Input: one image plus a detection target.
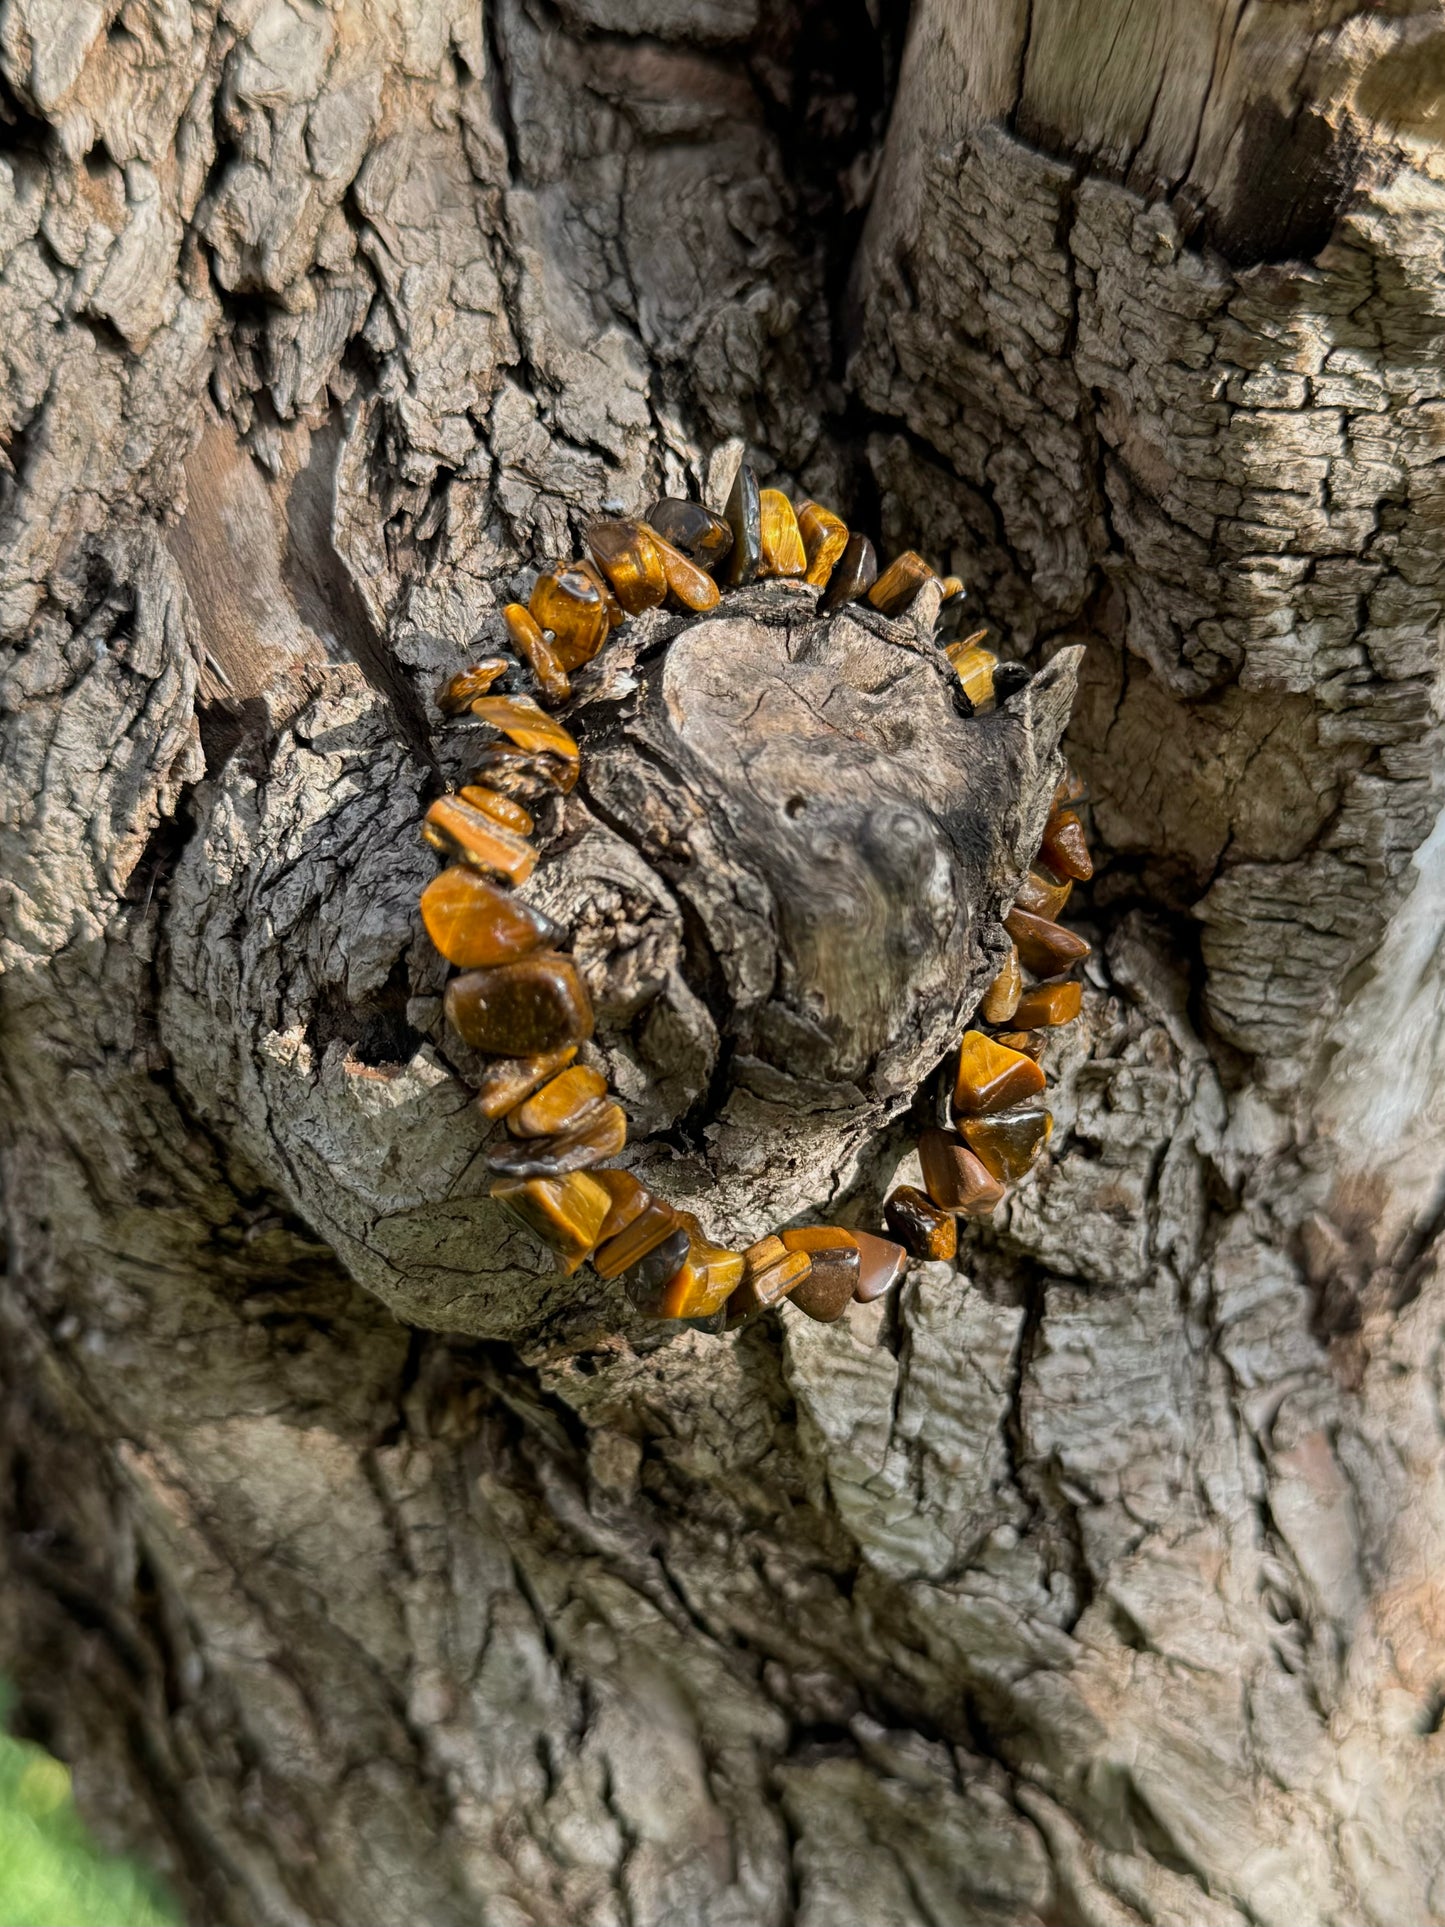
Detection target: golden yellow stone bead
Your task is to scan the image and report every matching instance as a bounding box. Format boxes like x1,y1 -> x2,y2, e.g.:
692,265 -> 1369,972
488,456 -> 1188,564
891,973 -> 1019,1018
758,489 -> 807,577
867,550 -> 936,616
797,500 -> 848,587
470,695 -> 580,791
503,603 -> 571,704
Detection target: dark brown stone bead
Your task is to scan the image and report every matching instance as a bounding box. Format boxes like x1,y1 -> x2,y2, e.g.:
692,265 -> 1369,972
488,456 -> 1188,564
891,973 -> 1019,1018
797,500 -> 848,587
1005,906 -> 1091,976
422,798 -> 536,884
1039,808 -> 1093,881
959,1102 -> 1053,1184
467,746 -> 575,801
438,658 -> 510,713
724,1247 -> 812,1327
444,951 -> 594,1056
592,1197 -> 681,1280
503,604 -> 571,704
593,1169 -> 651,1243
918,1128 -> 1006,1216
936,589 -> 971,644
994,1029 -> 1046,1062
529,565 -> 610,670
458,785 -> 534,836
486,1101 -> 626,1177
817,531 -> 878,613
648,498 -> 734,571
586,517 -> 668,614
867,550 -> 936,617
852,1230 -> 908,1303
1011,981 -> 1083,1029
1015,869 -> 1073,920
489,1171 -> 612,1274
475,1046 -> 579,1122
723,463 -> 762,586
620,1225 -> 692,1311
780,1226 -> 859,1321
420,866 -> 561,970
506,1065 -> 609,1137
884,1185 -> 958,1261
951,1029 -> 1047,1120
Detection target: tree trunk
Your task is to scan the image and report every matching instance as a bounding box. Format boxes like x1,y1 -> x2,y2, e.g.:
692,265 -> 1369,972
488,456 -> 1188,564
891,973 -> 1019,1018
3,1 -> 1444,1922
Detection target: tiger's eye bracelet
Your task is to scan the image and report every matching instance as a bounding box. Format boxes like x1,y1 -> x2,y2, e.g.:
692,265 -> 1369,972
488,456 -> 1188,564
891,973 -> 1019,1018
416,462 -> 1092,1331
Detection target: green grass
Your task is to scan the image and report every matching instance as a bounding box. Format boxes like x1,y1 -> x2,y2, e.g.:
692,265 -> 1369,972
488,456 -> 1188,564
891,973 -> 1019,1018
0,1720 -> 178,1927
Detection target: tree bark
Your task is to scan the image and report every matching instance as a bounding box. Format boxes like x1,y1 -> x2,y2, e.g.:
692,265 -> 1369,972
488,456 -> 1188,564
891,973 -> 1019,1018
3,3 -> 1444,1924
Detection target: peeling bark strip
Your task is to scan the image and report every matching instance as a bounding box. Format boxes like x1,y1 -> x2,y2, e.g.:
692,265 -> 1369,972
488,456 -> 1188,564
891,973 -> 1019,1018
2,3 -> 1445,1926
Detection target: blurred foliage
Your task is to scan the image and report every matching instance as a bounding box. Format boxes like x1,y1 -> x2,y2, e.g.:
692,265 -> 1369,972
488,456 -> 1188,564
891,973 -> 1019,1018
0,1707 -> 178,1927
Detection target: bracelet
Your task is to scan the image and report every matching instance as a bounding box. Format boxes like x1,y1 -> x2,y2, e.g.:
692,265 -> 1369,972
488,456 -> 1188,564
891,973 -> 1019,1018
416,462 -> 1091,1333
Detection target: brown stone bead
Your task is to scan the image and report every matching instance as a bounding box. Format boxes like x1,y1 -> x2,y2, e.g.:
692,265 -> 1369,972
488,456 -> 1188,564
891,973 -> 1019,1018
593,1196 -> 682,1279
475,1046 -> 579,1122
470,696 -> 580,791
780,1226 -> 860,1322
1005,906 -> 1091,976
486,1101 -> 626,1177
593,1169 -> 651,1242
1015,869 -> 1072,920
852,1230 -> 908,1303
1054,770 -> 1086,810
951,1029 -> 1047,1120
867,550 -> 936,617
648,498 -> 733,572
458,785 -> 534,836
1011,980 -> 1083,1029
423,797 -> 537,884
506,1064 -> 609,1137
918,1129 -> 1007,1217
796,500 -> 849,588
649,1223 -> 745,1319
981,945 -> 1022,1025
586,517 -> 668,614
959,1102 -> 1053,1184
490,1170 -> 611,1274
744,1233 -> 787,1271
420,866 -> 560,970
445,951 -> 594,1056
1040,808 -> 1093,881
995,1029 -> 1045,1062
651,529 -> 722,612
757,489 -> 806,577
818,531 -> 878,613
619,1224 -> 693,1312
503,603 -> 571,703
723,462 -> 763,586
937,591 -> 972,645
438,658 -> 510,713
529,565 -> 610,670
467,746 -> 574,801
946,639 -> 997,709
724,1248 -> 812,1326
884,1185 -> 958,1260
573,559 -> 624,629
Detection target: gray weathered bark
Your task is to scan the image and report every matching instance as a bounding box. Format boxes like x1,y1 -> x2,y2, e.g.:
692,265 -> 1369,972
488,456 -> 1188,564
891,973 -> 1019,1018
2,2 -> 1444,1923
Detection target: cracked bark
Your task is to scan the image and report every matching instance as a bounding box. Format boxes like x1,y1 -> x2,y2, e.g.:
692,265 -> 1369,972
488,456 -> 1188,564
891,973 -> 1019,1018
2,2 -> 1444,1923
